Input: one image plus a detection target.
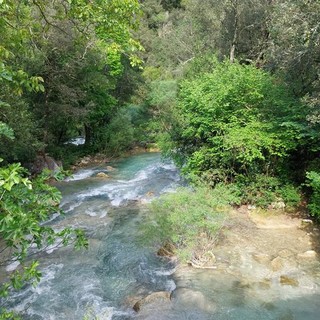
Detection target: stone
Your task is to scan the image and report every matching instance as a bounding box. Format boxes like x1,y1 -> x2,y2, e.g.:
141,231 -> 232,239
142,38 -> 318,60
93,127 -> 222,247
278,249 -> 294,258
297,250 -> 317,259
280,275 -> 299,287
237,205 -> 248,214
270,201 -> 286,210
271,256 -> 284,272
173,288 -> 216,313
106,166 -> 116,171
263,302 -> 276,310
31,154 -> 62,175
252,253 -> 270,264
157,242 -> 176,257
301,219 -> 313,226
257,279 -> 271,290
133,291 -> 171,312
96,172 -> 109,178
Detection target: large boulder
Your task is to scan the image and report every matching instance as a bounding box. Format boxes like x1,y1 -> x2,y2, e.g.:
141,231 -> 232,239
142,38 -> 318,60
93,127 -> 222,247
31,154 -> 62,175
133,291 -> 171,312
172,288 -> 217,313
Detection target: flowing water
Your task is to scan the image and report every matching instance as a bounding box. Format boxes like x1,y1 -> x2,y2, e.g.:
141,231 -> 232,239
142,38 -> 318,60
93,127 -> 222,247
2,153 -> 320,319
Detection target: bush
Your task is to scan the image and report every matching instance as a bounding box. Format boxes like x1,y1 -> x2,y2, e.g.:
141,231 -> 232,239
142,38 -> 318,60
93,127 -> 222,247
96,109 -> 135,156
306,171 -> 320,218
235,174 -> 300,208
278,184 -> 301,208
162,59 -> 304,184
142,185 -> 240,261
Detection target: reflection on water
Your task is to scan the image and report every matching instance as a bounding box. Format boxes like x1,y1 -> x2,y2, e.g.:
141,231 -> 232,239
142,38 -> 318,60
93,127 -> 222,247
1,153 -> 320,319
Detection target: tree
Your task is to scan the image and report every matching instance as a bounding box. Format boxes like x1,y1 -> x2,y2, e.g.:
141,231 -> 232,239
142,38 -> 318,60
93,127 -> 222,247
1,0 -> 143,161
0,1 -> 143,317
162,59 -> 306,184
138,0 -> 272,75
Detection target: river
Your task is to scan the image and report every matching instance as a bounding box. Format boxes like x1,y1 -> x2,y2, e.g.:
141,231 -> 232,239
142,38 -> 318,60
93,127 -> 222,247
2,152 -> 320,319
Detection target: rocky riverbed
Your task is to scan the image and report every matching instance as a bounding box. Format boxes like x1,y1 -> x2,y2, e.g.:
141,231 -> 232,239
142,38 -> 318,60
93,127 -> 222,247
135,209 -> 320,320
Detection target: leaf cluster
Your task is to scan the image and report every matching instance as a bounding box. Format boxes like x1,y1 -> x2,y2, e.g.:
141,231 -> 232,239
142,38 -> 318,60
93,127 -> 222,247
166,61 -> 305,185
142,185 -> 239,261
0,163 -> 88,314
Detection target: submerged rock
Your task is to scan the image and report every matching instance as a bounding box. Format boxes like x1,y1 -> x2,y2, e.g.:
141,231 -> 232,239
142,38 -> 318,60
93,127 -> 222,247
252,253 -> 270,265
271,256 -> 284,272
133,291 -> 171,312
257,279 -> 271,290
280,275 -> 299,287
96,172 -> 109,178
172,288 -> 217,313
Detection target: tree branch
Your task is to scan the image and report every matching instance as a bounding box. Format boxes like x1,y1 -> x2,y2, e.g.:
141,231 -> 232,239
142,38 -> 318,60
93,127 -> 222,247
32,0 -> 69,36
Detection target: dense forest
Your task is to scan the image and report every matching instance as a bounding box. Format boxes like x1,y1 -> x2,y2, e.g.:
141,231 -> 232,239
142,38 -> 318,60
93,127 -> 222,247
1,0 -> 320,317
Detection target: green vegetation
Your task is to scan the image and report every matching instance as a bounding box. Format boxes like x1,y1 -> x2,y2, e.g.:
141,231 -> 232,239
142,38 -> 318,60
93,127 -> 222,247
0,162 -> 88,318
0,0 -> 141,317
135,0 -> 320,261
2,0 -> 320,315
306,171 -> 320,219
143,185 -> 239,262
162,61 -> 305,180
136,0 -> 320,216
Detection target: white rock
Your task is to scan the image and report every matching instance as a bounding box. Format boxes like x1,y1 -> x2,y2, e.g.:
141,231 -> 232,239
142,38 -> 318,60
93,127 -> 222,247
297,250 -> 317,259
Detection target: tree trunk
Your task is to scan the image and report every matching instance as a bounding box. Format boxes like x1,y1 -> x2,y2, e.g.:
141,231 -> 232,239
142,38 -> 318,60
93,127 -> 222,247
229,0 -> 239,63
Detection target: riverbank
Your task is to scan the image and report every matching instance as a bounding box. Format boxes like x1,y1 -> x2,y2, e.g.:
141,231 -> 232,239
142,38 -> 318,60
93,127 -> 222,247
136,209 -> 320,318
198,208 -> 317,270
69,145 -> 160,171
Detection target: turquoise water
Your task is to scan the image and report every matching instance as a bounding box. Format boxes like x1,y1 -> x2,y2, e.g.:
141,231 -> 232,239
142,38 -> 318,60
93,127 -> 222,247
1,153 -> 320,319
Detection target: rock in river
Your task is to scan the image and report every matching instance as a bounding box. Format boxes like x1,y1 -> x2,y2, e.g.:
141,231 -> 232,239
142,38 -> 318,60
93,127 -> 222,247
133,291 -> 171,312
96,172 -> 109,178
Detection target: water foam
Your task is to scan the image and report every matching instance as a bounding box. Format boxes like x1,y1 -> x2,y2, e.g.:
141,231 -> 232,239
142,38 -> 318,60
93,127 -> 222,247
66,169 -> 96,181
73,160 -> 180,208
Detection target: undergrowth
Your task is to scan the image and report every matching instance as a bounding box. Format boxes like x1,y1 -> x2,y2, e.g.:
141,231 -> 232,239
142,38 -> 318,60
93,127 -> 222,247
141,184 -> 239,262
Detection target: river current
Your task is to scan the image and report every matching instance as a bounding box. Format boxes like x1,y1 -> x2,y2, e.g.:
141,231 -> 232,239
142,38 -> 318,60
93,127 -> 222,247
2,153 -> 320,319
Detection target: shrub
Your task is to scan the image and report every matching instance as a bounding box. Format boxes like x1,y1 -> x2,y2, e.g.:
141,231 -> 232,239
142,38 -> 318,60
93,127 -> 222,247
306,171 -> 320,218
278,184 -> 301,208
142,185 -> 240,261
236,174 -> 300,208
162,60 -> 304,185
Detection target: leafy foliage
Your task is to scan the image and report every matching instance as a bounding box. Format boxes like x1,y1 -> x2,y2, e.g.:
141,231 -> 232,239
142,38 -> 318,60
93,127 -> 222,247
235,174 -> 300,209
0,163 -> 88,316
0,0 -> 144,164
142,185 -> 239,261
305,171 -> 320,218
164,60 -> 305,185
